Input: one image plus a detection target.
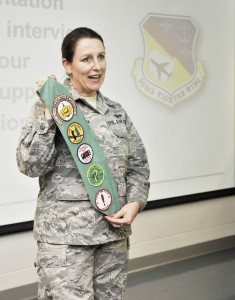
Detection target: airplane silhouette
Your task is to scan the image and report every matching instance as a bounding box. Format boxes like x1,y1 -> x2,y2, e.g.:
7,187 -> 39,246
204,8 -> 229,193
150,59 -> 172,81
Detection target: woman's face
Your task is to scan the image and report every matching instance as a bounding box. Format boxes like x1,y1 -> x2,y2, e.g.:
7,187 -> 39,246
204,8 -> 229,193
63,38 -> 106,97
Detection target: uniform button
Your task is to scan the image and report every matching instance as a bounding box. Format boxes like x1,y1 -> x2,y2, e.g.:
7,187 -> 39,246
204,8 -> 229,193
40,124 -> 45,130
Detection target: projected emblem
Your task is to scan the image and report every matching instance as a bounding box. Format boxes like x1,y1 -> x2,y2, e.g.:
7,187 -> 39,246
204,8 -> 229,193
132,14 -> 205,108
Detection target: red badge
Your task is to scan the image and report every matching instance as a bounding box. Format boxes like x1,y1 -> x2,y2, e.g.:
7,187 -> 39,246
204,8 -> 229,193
95,189 -> 112,211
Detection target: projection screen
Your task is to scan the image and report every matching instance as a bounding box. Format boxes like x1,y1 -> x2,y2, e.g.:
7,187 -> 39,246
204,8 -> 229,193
0,0 -> 234,226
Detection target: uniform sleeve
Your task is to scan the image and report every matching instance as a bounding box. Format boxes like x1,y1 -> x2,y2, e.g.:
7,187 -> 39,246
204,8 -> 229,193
16,98 -> 57,177
126,115 -> 150,211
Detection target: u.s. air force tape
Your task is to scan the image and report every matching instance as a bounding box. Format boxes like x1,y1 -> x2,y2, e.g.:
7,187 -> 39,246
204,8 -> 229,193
37,77 -> 121,215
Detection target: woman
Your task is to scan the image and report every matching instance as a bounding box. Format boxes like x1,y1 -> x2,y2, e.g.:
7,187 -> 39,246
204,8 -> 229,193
17,27 -> 150,300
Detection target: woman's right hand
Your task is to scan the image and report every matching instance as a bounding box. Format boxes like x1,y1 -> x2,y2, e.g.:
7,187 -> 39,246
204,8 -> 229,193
35,75 -> 57,120
44,107 -> 52,120
35,74 -> 57,90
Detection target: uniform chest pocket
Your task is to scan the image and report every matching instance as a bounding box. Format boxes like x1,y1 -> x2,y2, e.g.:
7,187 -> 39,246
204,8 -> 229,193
111,125 -> 129,156
111,125 -> 129,197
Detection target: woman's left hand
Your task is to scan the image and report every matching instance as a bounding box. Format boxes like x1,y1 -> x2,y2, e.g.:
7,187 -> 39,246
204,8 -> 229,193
104,202 -> 140,228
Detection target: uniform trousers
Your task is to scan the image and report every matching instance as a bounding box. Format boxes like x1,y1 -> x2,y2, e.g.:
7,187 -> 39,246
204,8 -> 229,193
36,238 -> 129,300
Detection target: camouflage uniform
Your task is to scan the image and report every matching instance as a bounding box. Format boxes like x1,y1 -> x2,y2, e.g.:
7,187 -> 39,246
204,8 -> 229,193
16,78 -> 150,299
36,239 -> 129,299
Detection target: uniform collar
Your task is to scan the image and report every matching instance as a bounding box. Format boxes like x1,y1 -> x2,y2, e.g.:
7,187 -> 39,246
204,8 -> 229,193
63,78 -> 108,115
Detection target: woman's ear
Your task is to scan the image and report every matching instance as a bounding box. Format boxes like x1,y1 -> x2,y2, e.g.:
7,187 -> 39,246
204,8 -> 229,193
62,58 -> 71,75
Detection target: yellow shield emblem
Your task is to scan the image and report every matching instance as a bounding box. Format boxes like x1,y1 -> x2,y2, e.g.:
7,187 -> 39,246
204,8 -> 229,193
133,14 -> 205,108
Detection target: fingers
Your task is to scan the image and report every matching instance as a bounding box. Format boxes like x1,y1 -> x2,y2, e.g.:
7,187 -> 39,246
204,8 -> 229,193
105,217 -> 124,228
104,210 -> 128,228
110,210 -> 125,220
35,76 -> 47,91
109,222 -> 124,228
50,74 -> 57,80
35,75 -> 57,91
107,220 -> 126,228
44,107 -> 52,120
104,202 -> 140,228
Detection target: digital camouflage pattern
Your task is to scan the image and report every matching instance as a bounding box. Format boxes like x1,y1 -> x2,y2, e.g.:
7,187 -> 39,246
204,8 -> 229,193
36,239 -> 129,299
16,78 -> 150,245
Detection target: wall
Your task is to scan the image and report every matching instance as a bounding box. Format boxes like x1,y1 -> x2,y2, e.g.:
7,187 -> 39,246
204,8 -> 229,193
1,195 -> 235,291
1,0 -> 234,226
1,0 -> 234,294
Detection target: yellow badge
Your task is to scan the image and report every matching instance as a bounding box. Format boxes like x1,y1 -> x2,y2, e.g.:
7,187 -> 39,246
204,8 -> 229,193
52,94 -> 77,124
67,122 -> 84,144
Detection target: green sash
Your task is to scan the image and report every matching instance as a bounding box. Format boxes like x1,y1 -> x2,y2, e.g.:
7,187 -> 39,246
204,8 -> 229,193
37,78 -> 121,215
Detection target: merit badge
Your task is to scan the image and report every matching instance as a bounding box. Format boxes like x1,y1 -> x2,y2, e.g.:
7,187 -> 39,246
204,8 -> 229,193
87,164 -> 104,187
52,94 -> 77,124
77,143 -> 93,164
67,123 -> 84,144
95,189 -> 112,211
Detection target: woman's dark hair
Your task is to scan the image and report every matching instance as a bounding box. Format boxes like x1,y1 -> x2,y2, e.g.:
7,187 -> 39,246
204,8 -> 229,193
62,27 -> 104,63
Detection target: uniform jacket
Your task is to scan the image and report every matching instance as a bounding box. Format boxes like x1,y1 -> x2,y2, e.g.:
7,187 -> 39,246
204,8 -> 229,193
16,79 -> 150,245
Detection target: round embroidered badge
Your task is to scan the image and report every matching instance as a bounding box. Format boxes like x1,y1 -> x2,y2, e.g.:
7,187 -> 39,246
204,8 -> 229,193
67,123 -> 84,144
77,143 -> 93,164
87,164 -> 104,187
95,189 -> 112,211
52,94 -> 77,124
